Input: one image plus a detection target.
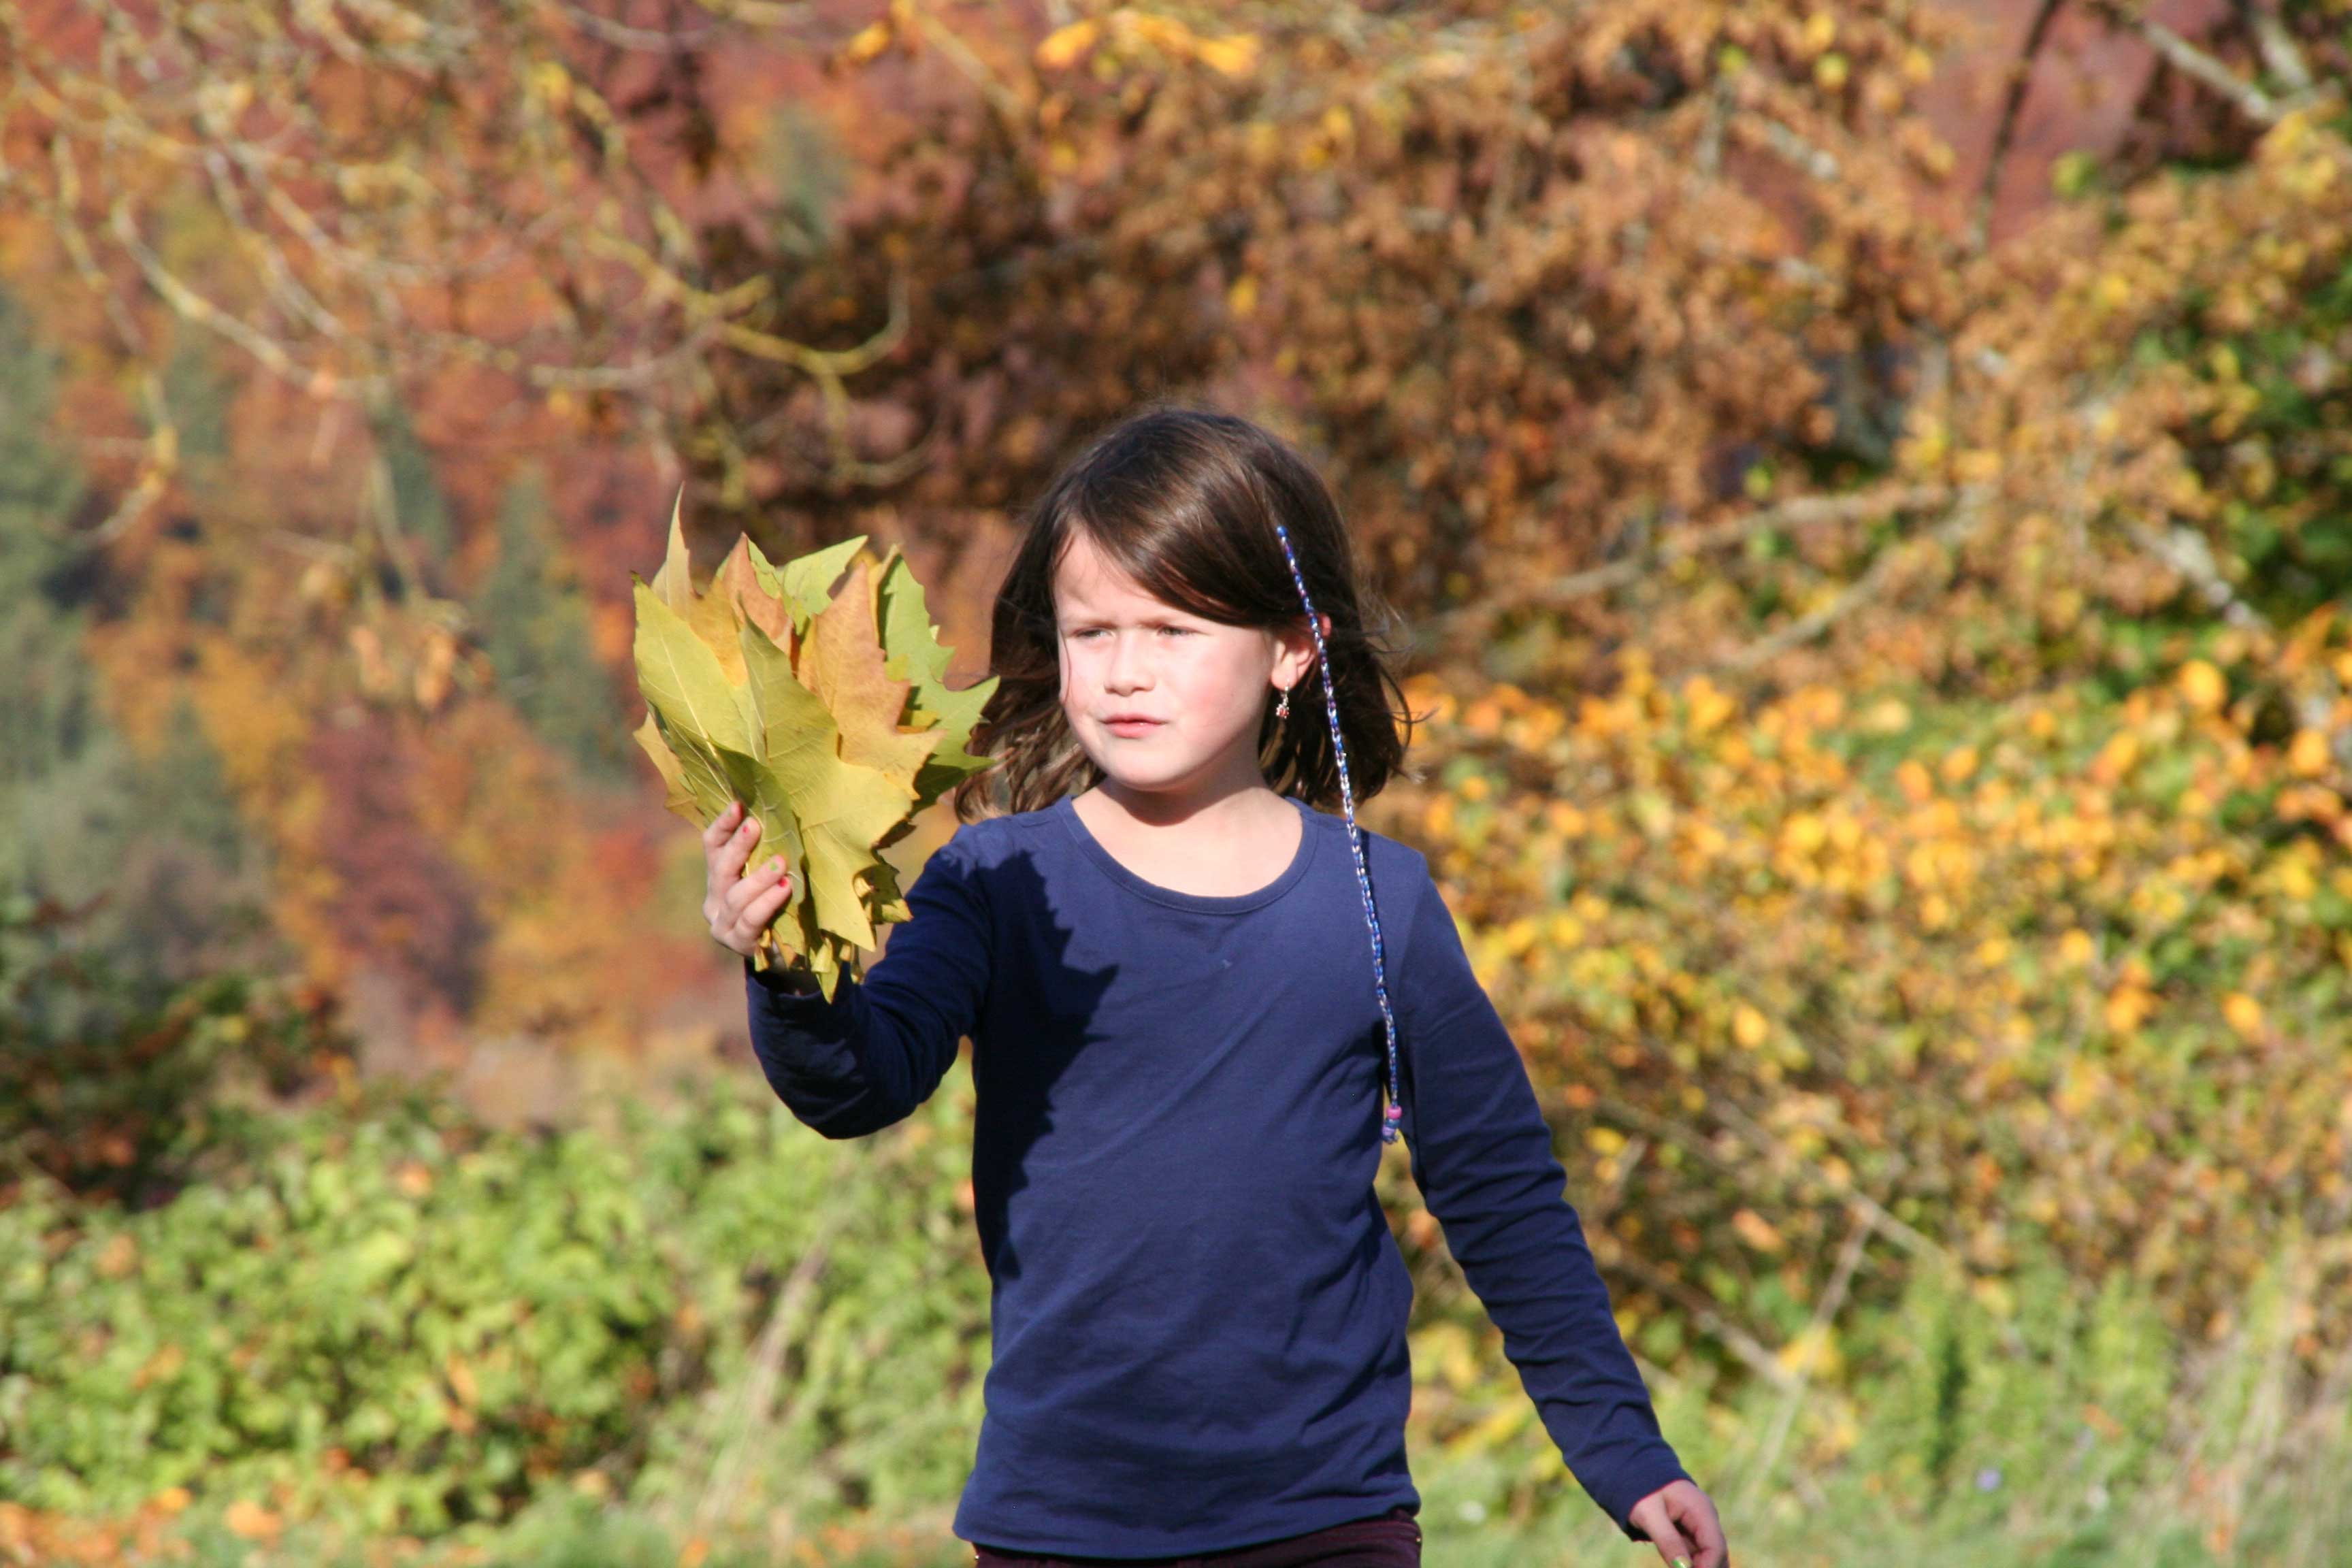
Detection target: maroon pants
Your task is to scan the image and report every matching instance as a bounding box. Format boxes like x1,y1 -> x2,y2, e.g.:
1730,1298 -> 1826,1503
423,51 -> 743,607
970,1506 -> 1421,1568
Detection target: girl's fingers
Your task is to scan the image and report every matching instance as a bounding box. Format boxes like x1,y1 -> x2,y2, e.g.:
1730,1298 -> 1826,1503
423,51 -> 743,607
703,808 -> 758,924
1684,1497 -> 1729,1568
725,872 -> 796,955
708,849 -> 791,953
708,807 -> 762,885
749,866 -> 794,926
724,857 -> 794,930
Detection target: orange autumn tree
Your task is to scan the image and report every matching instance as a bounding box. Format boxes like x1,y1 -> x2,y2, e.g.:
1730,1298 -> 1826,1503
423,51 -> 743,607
0,1 -> 929,1048
698,0 -> 1970,619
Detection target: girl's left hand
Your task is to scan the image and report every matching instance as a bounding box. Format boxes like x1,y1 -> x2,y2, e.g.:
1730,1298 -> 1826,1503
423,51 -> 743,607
1627,1479 -> 1728,1568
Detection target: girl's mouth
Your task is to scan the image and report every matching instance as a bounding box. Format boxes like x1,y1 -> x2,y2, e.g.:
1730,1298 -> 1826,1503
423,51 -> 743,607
1104,718 -> 1162,737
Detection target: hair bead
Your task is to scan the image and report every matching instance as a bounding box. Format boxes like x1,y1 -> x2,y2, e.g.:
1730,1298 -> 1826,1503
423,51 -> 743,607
1271,522 -> 1403,1146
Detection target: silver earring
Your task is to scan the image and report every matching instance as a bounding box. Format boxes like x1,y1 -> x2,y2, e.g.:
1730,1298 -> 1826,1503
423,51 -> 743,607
1275,685 -> 1290,719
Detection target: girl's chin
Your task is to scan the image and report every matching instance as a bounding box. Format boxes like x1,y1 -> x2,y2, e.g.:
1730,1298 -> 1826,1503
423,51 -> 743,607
1092,759 -> 1205,791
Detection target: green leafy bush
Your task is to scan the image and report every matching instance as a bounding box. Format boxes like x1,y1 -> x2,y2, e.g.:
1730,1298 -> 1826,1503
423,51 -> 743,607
0,892 -> 348,1206
0,1068 -> 990,1541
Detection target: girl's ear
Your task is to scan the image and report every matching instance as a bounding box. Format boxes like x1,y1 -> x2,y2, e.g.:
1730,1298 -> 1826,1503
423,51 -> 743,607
1273,615 -> 1328,686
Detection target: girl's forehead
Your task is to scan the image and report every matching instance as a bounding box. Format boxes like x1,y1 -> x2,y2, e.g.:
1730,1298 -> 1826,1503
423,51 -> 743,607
1054,535 -> 1175,612
1051,527 -> 1269,632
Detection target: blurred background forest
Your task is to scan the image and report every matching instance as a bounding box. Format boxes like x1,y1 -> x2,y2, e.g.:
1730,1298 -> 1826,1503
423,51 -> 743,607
3,0 -> 2351,1564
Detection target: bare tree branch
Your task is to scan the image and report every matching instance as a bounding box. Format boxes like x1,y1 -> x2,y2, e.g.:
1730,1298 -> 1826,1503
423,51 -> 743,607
3,0 -> 931,507
2235,0 -> 2316,94
2091,0 -> 2292,124
1587,1228 -> 1806,1395
1733,1206 -> 1878,1510
1426,483 -> 1965,651
1972,0 -> 2068,256
1717,489 -> 1994,677
2127,518 -> 2273,632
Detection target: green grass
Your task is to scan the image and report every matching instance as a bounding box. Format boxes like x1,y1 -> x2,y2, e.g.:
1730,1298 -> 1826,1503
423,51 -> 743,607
20,1080 -> 2347,1568
142,1382 -> 2352,1568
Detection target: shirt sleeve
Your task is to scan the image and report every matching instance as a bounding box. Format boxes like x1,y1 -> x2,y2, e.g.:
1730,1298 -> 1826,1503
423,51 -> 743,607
1390,856 -> 1690,1539
741,828 -> 993,1139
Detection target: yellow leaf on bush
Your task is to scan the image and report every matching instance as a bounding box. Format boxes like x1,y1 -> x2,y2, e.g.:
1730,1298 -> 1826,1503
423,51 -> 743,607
2222,992 -> 2265,1039
842,19 -> 892,64
2105,983 -> 2155,1035
1545,800 -> 1588,836
529,61 -> 572,110
1192,32 -> 1261,78
1684,675 -> 1735,734
2289,728 -> 2332,777
1970,1277 -> 2016,1318
133,1343 -> 184,1389
1034,18 -> 1099,69
446,1352 -> 478,1409
1778,1323 -> 1840,1379
2278,853 -> 2319,900
1731,1208 -> 1785,1253
225,1500 -> 282,1541
2178,659 -> 2227,712
2091,730 -> 2140,785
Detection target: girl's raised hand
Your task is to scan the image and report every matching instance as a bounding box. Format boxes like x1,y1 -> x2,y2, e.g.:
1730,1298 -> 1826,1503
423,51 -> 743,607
1627,1478 -> 1728,1568
703,800 -> 795,960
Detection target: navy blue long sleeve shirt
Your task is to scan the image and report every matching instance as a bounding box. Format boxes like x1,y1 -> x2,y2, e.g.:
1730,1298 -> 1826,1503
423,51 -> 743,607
742,791 -> 1688,1556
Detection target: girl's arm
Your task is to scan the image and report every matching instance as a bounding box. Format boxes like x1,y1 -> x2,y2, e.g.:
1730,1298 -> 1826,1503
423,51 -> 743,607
742,830 -> 993,1139
1390,855 -> 1693,1541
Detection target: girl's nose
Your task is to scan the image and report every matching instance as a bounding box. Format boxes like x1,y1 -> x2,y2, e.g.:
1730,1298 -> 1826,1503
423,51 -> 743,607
1105,627 -> 1152,689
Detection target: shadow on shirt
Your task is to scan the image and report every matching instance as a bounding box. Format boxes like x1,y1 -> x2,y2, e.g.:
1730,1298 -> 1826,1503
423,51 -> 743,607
961,843 -> 1120,1287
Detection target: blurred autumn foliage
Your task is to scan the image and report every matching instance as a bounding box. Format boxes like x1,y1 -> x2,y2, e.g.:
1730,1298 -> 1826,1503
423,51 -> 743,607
5,0 -> 2352,1559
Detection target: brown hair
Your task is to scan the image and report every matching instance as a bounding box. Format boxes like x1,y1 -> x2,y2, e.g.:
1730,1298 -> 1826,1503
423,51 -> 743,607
951,404 -> 1416,822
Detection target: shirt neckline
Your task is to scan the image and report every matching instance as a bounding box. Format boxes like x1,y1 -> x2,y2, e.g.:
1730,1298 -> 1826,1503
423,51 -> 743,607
1054,792 -> 1322,914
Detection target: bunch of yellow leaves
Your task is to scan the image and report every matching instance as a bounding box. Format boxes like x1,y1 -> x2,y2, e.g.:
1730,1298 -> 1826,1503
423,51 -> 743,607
630,495 -> 997,999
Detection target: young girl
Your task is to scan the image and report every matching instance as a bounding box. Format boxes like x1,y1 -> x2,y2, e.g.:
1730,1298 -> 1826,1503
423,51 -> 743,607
701,408 -> 1729,1568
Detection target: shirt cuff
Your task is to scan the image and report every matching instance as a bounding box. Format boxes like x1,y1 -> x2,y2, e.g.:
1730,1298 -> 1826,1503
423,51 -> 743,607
1582,1443 -> 1694,1541
742,950 -> 824,999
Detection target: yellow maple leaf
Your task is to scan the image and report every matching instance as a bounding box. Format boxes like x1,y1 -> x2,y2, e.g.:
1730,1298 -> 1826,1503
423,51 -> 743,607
797,558 -> 944,793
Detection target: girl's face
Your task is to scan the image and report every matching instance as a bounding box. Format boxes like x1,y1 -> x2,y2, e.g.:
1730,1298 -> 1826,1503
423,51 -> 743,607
1053,529 -> 1322,800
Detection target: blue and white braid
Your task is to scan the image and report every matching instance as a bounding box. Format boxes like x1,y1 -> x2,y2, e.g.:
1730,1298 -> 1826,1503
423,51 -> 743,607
1271,522 -> 1403,1146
